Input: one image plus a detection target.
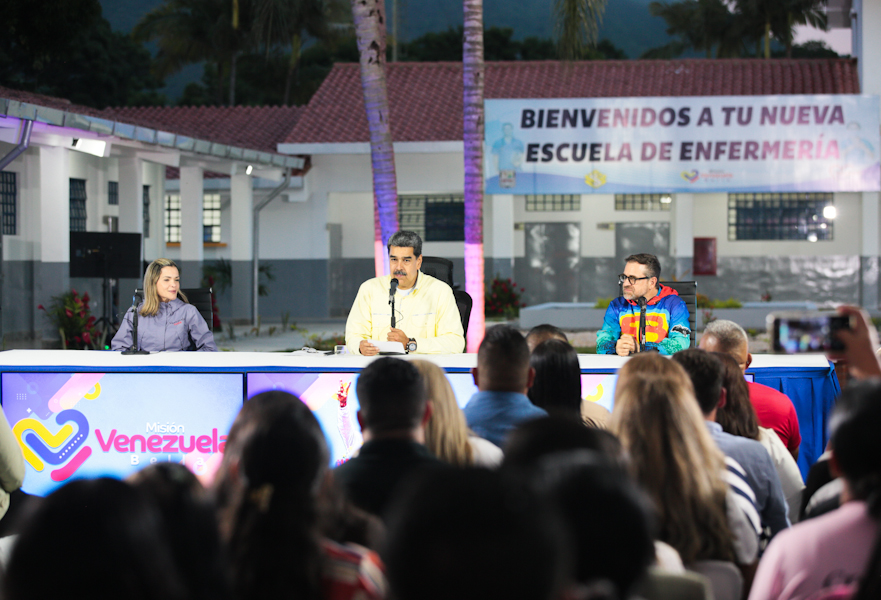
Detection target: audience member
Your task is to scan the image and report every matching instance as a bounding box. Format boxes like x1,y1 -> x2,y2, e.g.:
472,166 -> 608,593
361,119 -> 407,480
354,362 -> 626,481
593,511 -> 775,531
333,358 -> 442,518
749,380 -> 881,600
611,353 -> 757,568
383,467 -> 571,600
525,323 -> 568,352
830,305 -> 881,380
463,325 -> 546,447
673,348 -> 790,540
412,360 -> 502,468
128,463 -> 231,600
0,405 -> 24,537
699,320 -> 801,459
503,416 -> 626,472
527,340 -> 584,421
714,352 -> 804,524
213,390 -> 387,600
4,478 -> 186,600
533,451 -> 656,600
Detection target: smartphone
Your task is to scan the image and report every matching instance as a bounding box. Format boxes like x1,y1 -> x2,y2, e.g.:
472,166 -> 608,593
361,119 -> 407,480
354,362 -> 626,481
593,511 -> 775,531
768,311 -> 852,354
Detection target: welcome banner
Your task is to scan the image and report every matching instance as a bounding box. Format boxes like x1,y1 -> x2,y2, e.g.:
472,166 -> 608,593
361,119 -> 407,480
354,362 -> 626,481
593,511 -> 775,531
484,95 -> 881,194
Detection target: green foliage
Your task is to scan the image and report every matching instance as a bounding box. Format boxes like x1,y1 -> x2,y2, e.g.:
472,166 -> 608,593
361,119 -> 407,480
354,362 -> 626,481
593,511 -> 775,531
38,290 -> 102,350
0,0 -> 165,108
486,276 -> 526,319
307,332 -> 346,351
697,293 -> 742,308
574,345 -> 598,354
594,297 -> 613,309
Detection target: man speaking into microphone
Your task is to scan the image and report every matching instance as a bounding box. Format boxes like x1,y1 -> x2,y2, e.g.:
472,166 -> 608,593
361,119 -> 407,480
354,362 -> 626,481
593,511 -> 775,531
345,231 -> 465,355
596,253 -> 690,356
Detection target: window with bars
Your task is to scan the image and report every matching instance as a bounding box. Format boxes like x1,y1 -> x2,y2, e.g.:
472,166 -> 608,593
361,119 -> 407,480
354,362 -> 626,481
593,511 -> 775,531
142,185 -> 150,238
615,194 -> 672,211
203,193 -> 221,243
398,194 -> 465,242
728,192 -> 834,241
69,178 -> 87,231
526,194 -> 581,211
165,193 -> 181,243
108,181 -> 118,205
0,172 -> 16,235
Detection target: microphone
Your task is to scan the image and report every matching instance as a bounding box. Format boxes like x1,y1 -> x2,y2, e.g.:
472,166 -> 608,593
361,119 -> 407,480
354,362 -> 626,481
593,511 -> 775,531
637,297 -> 647,353
121,294 -> 148,355
389,278 -> 399,329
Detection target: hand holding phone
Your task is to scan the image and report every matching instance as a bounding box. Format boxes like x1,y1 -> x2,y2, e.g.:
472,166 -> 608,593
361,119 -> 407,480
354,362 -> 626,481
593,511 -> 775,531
829,305 -> 881,379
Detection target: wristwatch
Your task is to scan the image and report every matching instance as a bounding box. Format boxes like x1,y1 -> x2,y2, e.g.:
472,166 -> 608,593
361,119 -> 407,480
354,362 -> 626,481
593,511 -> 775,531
406,338 -> 417,354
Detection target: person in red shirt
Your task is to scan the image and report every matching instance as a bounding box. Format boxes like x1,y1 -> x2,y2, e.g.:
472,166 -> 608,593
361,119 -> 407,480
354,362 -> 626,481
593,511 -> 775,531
700,319 -> 801,460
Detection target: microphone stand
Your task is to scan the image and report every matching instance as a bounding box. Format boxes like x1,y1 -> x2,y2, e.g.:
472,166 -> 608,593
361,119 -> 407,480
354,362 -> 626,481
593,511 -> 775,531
637,297 -> 647,353
121,295 -> 148,355
389,278 -> 399,329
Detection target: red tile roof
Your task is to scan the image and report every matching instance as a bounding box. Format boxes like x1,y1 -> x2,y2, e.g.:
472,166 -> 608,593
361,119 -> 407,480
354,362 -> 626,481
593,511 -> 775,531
103,105 -> 304,154
0,85 -> 107,118
285,58 -> 861,144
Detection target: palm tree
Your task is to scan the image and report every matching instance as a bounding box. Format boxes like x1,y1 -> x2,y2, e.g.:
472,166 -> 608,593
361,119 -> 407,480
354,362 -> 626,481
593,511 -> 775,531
736,0 -> 826,59
350,0 -> 398,275
647,0 -> 749,58
252,0 -> 348,106
462,0 -> 485,351
555,0 -> 607,59
134,0 -> 253,105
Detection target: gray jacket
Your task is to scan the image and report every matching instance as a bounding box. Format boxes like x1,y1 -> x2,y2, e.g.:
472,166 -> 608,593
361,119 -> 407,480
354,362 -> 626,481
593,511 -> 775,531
111,298 -> 217,352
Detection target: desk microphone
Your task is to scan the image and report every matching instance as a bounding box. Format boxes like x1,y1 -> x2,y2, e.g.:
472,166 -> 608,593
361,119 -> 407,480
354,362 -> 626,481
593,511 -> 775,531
389,278 -> 399,328
637,297 -> 647,353
121,295 -> 149,355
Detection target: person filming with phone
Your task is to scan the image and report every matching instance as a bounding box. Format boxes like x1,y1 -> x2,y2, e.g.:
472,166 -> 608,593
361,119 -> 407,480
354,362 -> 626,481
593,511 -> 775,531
596,253 -> 691,356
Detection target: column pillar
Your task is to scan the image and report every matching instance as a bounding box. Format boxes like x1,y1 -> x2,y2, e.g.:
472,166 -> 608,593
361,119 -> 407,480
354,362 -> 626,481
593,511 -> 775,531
179,166 -> 204,287
230,173 -> 253,321
37,146 -> 71,342
490,194 -> 514,280
861,191 -> 879,308
673,193 -> 694,279
118,156 -> 144,243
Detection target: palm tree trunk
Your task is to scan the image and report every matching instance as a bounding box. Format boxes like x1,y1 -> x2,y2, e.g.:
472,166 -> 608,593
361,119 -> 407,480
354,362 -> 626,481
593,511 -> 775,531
463,0 -> 485,351
351,0 -> 398,276
229,51 -> 238,105
764,19 -> 771,59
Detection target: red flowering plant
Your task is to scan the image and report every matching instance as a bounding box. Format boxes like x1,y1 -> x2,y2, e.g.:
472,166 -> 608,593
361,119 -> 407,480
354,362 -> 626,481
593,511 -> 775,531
485,276 -> 526,319
38,290 -> 101,349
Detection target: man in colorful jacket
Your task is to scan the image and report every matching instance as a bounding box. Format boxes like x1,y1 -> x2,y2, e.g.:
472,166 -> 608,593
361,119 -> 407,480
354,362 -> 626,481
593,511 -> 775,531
596,253 -> 690,356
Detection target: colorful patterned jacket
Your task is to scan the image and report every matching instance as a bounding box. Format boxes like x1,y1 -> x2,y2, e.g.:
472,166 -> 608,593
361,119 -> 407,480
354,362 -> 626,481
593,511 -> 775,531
596,284 -> 691,355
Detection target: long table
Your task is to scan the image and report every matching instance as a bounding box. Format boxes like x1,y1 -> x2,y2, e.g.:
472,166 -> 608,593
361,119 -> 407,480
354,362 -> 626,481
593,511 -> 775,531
0,350 -> 838,482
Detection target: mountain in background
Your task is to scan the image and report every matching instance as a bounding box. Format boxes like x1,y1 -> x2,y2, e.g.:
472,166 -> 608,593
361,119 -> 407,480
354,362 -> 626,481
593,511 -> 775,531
100,0 -> 670,102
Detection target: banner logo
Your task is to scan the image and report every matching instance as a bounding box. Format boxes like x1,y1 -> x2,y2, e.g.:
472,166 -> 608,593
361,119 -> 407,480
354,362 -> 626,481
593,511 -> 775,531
15,409 -> 92,482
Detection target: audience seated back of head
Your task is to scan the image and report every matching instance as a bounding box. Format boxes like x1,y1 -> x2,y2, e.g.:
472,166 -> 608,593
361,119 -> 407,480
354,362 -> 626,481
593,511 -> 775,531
334,358 -> 441,519
611,353 -> 737,565
533,451 -> 656,600
357,356 -> 429,437
464,326 -> 546,448
674,348 -> 792,540
128,463 -> 231,600
412,360 -> 502,468
526,324 -> 568,353
528,340 -> 583,421
712,353 -> 760,440
4,478 -> 187,600
214,390 -> 386,600
383,468 -> 570,600
503,415 -> 627,472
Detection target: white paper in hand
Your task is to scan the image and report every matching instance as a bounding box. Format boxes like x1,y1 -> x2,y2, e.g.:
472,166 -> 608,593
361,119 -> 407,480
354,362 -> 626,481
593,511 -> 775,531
369,340 -> 406,354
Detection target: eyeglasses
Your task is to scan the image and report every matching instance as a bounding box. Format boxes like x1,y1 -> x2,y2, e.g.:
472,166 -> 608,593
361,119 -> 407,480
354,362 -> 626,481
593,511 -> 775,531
618,274 -> 650,285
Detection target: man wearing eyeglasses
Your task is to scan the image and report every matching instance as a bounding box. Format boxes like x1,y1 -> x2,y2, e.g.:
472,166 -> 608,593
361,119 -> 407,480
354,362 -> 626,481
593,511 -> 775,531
596,253 -> 691,356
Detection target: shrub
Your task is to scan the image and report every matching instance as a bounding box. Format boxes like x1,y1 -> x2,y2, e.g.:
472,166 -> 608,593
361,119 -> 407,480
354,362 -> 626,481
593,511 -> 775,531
38,290 -> 101,349
485,276 -> 525,319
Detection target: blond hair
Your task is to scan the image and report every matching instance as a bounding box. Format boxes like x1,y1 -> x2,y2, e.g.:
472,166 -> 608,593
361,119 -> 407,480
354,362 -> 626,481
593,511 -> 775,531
611,353 -> 735,564
412,360 -> 474,467
141,258 -> 188,317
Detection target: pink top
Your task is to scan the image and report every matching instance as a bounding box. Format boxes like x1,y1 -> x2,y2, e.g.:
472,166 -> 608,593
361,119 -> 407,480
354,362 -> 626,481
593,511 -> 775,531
749,501 -> 876,600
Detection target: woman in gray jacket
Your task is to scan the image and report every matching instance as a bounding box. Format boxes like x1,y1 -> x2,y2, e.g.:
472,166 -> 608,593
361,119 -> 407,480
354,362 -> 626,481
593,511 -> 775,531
111,258 -> 217,352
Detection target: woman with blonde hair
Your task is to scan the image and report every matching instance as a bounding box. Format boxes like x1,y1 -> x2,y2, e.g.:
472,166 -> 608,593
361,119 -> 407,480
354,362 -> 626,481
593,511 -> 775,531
611,353 -> 752,567
111,258 -> 217,352
411,360 -> 502,468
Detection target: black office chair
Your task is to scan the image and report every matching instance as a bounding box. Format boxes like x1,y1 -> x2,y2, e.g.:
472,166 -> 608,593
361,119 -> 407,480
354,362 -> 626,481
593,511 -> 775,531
617,279 -> 697,348
421,256 -> 471,338
134,287 -> 214,332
